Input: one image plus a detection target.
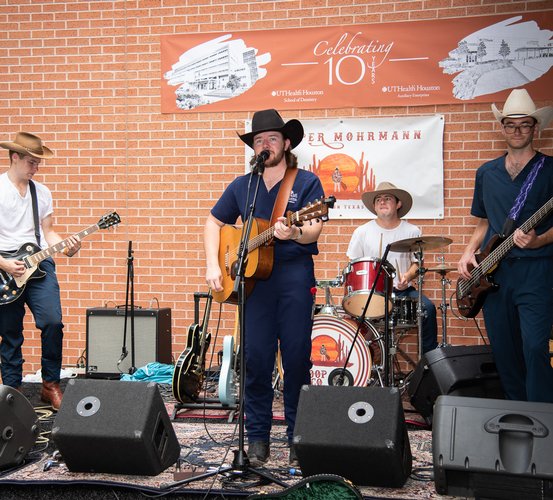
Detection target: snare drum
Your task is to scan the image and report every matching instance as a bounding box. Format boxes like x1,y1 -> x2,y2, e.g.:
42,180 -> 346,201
278,314 -> 378,387
392,296 -> 418,329
342,257 -> 393,319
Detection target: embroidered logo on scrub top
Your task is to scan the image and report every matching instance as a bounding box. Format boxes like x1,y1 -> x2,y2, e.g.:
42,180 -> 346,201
288,190 -> 298,205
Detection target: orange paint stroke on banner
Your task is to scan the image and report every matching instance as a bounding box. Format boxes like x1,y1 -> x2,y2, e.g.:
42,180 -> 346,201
161,12 -> 553,113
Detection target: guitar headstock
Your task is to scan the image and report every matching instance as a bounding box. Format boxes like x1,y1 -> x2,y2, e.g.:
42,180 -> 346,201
294,196 -> 336,224
98,211 -> 121,230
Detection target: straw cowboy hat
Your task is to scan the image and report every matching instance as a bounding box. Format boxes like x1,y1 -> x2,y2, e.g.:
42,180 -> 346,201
238,109 -> 304,150
362,181 -> 413,218
491,88 -> 553,132
0,132 -> 54,159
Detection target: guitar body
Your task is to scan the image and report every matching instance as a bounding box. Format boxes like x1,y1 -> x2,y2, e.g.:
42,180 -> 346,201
456,234 -> 502,318
0,243 -> 44,305
218,335 -> 238,406
213,218 -> 273,304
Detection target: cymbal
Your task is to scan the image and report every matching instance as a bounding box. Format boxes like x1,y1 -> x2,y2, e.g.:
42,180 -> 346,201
389,236 -> 453,253
425,266 -> 456,274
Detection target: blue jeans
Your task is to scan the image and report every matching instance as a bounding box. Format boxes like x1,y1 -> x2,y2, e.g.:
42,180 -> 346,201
394,286 -> 438,354
0,258 -> 64,387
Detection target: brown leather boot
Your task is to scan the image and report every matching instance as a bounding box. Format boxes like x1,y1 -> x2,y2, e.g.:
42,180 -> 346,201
41,381 -> 63,411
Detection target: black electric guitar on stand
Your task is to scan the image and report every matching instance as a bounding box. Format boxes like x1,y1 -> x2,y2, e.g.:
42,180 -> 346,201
0,211 -> 120,306
172,291 -> 213,404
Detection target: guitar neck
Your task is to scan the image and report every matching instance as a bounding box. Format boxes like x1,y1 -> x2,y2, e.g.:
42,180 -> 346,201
246,211 -> 301,254
25,224 -> 100,268
475,195 -> 553,277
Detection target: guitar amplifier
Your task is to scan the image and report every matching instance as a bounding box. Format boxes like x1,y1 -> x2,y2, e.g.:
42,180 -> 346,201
86,308 -> 172,378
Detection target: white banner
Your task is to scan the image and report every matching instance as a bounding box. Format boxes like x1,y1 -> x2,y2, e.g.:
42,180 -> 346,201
245,115 -> 444,219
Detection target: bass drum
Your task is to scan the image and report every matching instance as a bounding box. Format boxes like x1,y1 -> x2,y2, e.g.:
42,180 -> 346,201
278,314 -> 381,387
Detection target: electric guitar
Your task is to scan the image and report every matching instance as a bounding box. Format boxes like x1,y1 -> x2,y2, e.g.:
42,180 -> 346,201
213,196 -> 336,304
172,291 -> 213,404
0,211 -> 121,306
456,195 -> 553,318
218,335 -> 238,406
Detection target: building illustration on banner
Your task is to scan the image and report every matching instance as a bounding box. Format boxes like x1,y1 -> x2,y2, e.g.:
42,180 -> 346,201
164,34 -> 271,110
440,16 -> 553,100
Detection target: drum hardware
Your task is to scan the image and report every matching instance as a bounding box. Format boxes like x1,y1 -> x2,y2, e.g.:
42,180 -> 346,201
315,276 -> 343,316
426,265 -> 456,347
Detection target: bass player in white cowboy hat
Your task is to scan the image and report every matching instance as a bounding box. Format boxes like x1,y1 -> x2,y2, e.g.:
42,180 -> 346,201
458,88 -> 553,403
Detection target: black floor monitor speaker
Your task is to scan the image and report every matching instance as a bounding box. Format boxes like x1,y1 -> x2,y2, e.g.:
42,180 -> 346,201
408,344 -> 504,422
51,379 -> 180,475
0,385 -> 40,470
433,395 -> 553,499
86,307 -> 172,378
293,385 -> 412,487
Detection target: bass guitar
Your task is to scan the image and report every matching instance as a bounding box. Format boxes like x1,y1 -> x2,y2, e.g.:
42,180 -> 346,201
213,196 -> 336,304
456,195 -> 553,318
0,211 -> 121,306
172,291 -> 213,404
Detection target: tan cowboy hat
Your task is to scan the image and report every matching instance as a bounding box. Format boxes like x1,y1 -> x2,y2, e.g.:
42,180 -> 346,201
361,181 -> 413,218
238,109 -> 304,149
491,89 -> 553,132
0,131 -> 54,159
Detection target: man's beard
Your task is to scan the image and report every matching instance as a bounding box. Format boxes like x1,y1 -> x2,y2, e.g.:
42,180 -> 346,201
263,149 -> 285,168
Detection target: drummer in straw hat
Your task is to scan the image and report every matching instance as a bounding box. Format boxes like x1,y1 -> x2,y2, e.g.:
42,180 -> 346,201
346,181 -> 438,354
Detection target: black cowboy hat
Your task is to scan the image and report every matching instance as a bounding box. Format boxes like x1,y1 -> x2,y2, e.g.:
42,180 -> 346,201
238,109 -> 304,149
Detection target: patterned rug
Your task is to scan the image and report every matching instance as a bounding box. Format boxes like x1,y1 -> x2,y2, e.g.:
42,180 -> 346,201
0,382 -> 451,499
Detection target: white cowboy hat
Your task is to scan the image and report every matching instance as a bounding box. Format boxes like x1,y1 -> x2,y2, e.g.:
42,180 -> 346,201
491,89 -> 553,132
361,181 -> 413,218
0,131 -> 54,159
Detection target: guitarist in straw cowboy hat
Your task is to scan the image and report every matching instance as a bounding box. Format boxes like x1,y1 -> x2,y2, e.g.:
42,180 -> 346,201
204,109 -> 325,467
0,132 -> 81,410
457,89 -> 553,403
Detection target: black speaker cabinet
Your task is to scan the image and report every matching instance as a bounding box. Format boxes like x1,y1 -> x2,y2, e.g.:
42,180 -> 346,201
86,307 -> 172,378
433,395 -> 553,499
293,385 -> 412,487
408,345 -> 504,422
0,385 -> 40,470
51,379 -> 180,475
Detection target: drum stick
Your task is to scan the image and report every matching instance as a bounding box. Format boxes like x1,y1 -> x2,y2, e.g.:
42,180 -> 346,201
395,259 -> 401,278
379,233 -> 383,259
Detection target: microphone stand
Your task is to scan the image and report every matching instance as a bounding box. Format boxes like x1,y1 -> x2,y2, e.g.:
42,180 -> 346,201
336,244 -> 393,387
165,161 -> 287,490
118,240 -> 136,375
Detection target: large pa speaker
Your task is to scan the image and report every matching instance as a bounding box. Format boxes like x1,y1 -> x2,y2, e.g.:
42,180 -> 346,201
408,344 -> 504,422
433,395 -> 553,499
293,385 -> 412,487
0,386 -> 40,470
86,307 -> 172,378
51,379 -> 180,475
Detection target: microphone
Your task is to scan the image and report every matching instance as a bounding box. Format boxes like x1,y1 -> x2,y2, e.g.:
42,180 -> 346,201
253,150 -> 270,174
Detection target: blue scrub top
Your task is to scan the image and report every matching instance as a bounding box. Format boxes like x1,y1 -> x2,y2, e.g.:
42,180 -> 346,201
211,168 -> 325,261
471,153 -> 553,258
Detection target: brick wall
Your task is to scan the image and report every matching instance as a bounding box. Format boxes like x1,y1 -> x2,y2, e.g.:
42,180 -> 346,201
0,0 -> 551,378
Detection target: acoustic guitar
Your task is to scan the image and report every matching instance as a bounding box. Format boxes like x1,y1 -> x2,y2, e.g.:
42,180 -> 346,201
172,291 -> 213,404
213,196 -> 335,304
0,211 -> 121,306
456,194 -> 553,318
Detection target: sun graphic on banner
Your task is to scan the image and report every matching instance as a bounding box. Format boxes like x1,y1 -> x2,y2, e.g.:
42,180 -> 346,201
306,152 -> 376,199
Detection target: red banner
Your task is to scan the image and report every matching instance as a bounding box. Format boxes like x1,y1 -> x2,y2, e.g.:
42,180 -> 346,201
161,13 -> 552,113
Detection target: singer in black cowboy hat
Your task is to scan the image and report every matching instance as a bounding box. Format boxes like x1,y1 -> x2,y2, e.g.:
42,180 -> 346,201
204,109 -> 325,466
0,132 -> 82,410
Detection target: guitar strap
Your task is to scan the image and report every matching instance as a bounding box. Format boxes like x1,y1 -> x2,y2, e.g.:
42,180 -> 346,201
501,153 -> 545,237
28,180 -> 41,247
269,167 -> 298,227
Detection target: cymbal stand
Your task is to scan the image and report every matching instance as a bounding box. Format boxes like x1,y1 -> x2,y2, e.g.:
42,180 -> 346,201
437,270 -> 451,347
413,244 -> 425,360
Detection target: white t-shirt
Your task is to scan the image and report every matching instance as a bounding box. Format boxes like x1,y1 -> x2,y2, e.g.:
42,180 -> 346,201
0,172 -> 54,251
346,219 -> 421,287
